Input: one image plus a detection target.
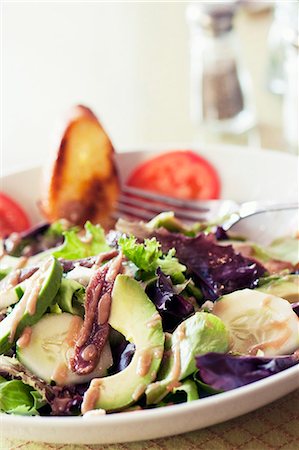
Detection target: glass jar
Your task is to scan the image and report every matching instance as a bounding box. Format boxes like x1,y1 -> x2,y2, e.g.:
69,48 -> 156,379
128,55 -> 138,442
282,29 -> 299,154
267,1 -> 298,95
186,2 -> 255,135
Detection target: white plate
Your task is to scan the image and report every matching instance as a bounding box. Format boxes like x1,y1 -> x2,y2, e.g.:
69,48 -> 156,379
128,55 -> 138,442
1,145 -> 299,444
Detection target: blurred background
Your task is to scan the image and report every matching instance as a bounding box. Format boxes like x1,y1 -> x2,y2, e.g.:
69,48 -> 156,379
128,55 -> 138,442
2,1 -> 299,174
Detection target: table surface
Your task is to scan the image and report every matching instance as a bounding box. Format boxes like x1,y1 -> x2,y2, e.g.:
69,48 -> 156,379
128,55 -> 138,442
1,388 -> 298,450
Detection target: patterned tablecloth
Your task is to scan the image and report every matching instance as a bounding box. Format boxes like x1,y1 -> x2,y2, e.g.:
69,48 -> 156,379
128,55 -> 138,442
1,388 -> 298,450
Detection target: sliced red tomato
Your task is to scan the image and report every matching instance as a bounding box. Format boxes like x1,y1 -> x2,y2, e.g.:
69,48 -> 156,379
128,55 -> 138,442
127,150 -> 221,200
0,192 -> 31,237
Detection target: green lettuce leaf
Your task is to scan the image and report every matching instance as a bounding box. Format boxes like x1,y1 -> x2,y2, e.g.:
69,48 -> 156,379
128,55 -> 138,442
53,221 -> 110,260
0,378 -> 46,415
119,236 -> 162,272
119,236 -> 186,278
145,312 -> 230,405
46,220 -> 78,238
173,379 -> 199,402
53,278 -> 85,316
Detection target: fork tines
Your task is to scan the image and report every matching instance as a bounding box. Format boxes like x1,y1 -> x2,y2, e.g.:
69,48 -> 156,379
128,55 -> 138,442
114,185 -> 211,223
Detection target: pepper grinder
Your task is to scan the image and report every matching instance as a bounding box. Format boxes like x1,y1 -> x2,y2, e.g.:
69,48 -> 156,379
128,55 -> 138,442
186,2 -> 256,136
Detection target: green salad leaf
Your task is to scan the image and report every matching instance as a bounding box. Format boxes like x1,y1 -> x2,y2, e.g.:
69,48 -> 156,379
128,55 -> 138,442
119,236 -> 162,272
119,236 -> 186,279
0,378 -> 46,415
146,312 -> 230,404
53,278 -> 85,316
53,221 -> 110,260
172,379 -> 199,402
46,220 -> 78,238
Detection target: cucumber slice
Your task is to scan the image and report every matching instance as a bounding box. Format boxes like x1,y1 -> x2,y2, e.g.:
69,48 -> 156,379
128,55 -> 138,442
213,289 -> 299,356
17,313 -> 112,385
0,257 -> 62,354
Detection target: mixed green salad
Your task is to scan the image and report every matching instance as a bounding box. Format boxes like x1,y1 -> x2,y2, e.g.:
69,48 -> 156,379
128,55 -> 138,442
0,212 -> 298,416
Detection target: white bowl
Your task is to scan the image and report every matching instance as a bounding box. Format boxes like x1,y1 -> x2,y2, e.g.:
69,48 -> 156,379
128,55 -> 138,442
1,144 -> 299,444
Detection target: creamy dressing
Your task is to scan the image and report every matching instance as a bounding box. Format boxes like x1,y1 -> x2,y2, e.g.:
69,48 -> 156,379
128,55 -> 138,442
132,383 -> 146,401
97,292 -> 111,325
0,269 -> 21,292
146,313 -> 161,329
262,296 -> 272,308
177,322 -> 186,341
51,362 -> 69,385
106,252 -> 123,282
25,277 -> 44,315
153,347 -> 163,360
248,326 -> 292,355
92,250 -> 119,270
16,326 -> 32,348
65,316 -> 83,347
81,379 -> 102,414
15,256 -> 28,270
9,259 -> 51,342
26,258 -> 52,316
136,349 -> 152,377
166,343 -> 181,392
81,344 -> 97,362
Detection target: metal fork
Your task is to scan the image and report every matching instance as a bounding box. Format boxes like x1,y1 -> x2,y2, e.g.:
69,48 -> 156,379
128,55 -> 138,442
115,185 -> 298,232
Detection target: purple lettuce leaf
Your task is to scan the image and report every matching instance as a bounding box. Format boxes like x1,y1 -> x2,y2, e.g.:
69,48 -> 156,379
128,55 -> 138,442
196,352 -> 299,391
47,384 -> 88,416
214,226 -> 229,241
292,302 -> 299,317
3,222 -> 59,257
154,231 -> 266,300
146,268 -> 194,332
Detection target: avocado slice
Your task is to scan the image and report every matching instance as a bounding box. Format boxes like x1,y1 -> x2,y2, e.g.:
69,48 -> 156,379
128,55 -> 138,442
257,274 -> 299,303
81,274 -> 165,413
0,257 -> 62,354
145,312 -> 230,404
147,212 -> 187,233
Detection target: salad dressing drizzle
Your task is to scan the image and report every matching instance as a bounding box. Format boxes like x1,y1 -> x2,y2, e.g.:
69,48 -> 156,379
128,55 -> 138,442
81,344 -> 97,362
177,322 -> 186,341
81,379 -> 102,414
97,292 -> 111,325
106,252 -> 123,282
26,258 -> 52,316
132,383 -> 146,401
15,256 -> 28,270
146,313 -> 161,329
166,344 -> 181,392
248,323 -> 292,355
51,362 -> 69,385
16,326 -> 32,348
92,249 -> 119,270
25,276 -> 45,316
136,349 -> 152,377
9,259 -> 51,342
65,316 -> 83,347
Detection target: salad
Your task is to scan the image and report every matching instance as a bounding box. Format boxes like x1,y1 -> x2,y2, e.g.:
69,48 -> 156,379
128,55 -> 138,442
0,212 -> 298,417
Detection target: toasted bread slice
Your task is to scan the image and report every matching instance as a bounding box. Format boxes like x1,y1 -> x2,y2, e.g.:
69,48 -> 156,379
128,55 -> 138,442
40,105 -> 119,229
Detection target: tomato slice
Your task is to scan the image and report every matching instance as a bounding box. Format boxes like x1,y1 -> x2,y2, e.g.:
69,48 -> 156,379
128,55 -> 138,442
127,151 -> 221,200
0,192 -> 31,237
